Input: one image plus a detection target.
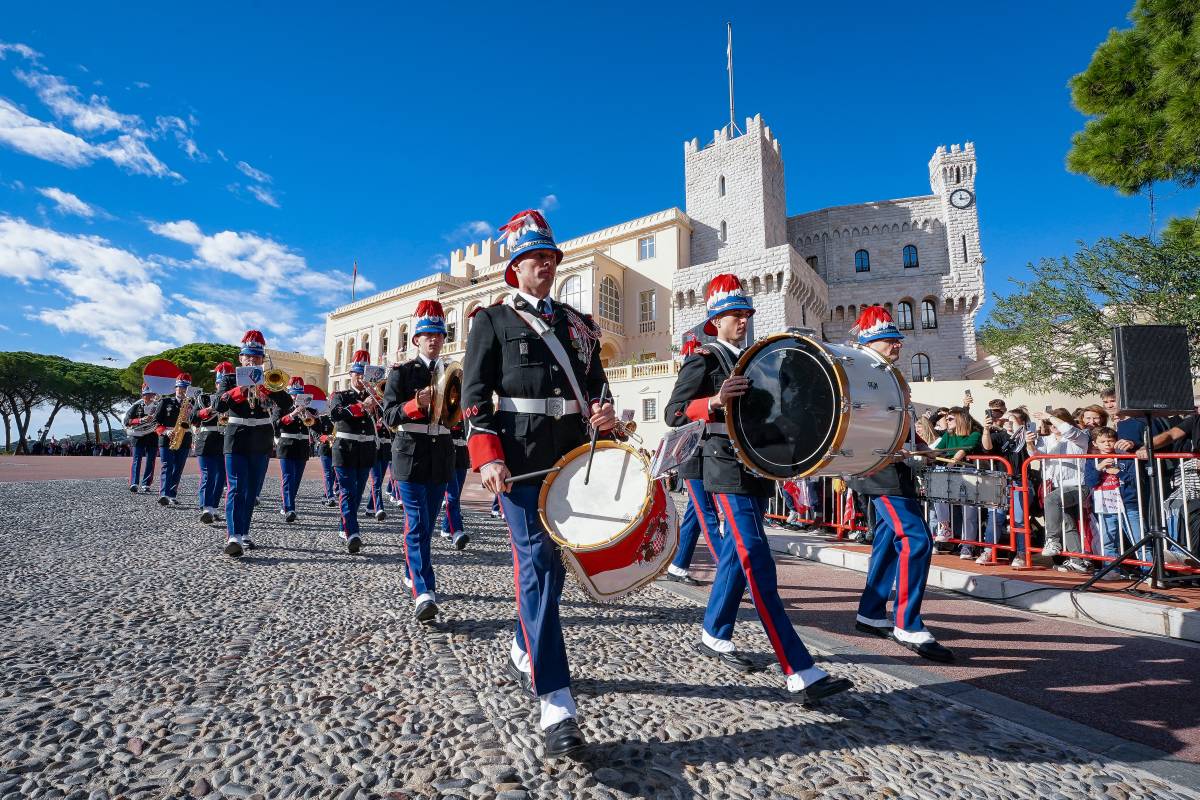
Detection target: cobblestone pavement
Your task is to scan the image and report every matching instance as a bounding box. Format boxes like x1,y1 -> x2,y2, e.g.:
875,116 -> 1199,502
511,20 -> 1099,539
2,475 -> 1198,800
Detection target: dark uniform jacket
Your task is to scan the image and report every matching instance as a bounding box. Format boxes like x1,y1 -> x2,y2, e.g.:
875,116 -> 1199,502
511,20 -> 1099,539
190,393 -> 224,457
382,358 -> 453,484
664,343 -> 773,497
153,393 -> 193,451
314,416 -> 334,459
329,388 -> 378,469
122,400 -> 159,449
450,421 -> 469,472
208,385 -> 294,456
273,405 -> 312,462
461,296 -> 606,476
374,417 -> 393,463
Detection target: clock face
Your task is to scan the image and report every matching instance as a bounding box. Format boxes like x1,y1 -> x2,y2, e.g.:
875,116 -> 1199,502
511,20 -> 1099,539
949,188 -> 974,209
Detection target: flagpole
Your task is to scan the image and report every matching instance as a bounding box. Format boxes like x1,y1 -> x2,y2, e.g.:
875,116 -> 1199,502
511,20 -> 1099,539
352,259 -> 358,302
727,22 -> 737,137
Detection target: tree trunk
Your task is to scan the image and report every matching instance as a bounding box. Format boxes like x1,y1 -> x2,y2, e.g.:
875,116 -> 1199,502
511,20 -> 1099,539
38,400 -> 66,449
91,411 -> 102,444
2,412 -> 9,453
80,411 -> 89,444
10,396 -> 33,454
103,412 -> 114,442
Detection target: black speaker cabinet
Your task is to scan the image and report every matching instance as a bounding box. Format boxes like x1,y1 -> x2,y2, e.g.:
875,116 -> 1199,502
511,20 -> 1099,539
1111,325 -> 1195,415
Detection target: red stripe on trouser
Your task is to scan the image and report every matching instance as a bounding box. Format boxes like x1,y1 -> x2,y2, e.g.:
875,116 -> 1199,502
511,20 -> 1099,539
279,463 -> 286,509
717,493 -> 792,674
506,518 -> 537,692
686,480 -> 718,560
879,497 -> 911,630
403,500 -> 416,597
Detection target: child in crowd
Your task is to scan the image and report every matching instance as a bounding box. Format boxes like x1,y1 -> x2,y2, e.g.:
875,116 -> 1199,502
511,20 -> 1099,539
1083,426 -> 1144,576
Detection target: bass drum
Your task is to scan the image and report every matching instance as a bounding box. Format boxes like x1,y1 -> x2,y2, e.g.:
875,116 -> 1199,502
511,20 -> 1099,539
727,332 -> 910,480
540,441 -> 678,603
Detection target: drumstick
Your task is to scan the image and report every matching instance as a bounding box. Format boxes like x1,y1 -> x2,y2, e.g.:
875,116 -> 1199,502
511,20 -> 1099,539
583,384 -> 609,486
504,467 -> 560,485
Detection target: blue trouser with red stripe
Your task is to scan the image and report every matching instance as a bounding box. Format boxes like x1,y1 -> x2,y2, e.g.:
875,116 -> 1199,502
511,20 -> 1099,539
858,496 -> 933,636
130,443 -> 156,488
252,456 -> 269,504
279,457 -> 306,512
672,478 -> 720,570
442,468 -> 468,535
706,493 -> 816,676
319,454 -> 336,499
225,453 -> 268,542
334,465 -> 371,536
197,454 -> 226,509
366,452 -> 390,512
398,480 -> 447,597
158,445 -> 188,498
500,483 -> 570,696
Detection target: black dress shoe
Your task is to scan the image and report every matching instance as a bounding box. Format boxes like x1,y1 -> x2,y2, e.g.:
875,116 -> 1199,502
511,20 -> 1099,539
663,572 -> 704,586
285,510 -> 297,523
504,659 -> 533,695
695,641 -> 756,673
796,675 -> 854,705
454,533 -> 469,551
199,510 -> 214,524
899,638 -> 955,663
855,621 -> 892,639
543,718 -> 586,759
415,599 -> 439,623
158,496 -> 169,506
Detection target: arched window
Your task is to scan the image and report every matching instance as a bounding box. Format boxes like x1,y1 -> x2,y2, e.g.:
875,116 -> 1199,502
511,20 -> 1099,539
599,276 -> 621,323
558,274 -> 589,310
686,289 -> 696,307
903,245 -> 919,269
718,175 -> 726,196
854,249 -> 870,272
445,309 -> 457,344
334,341 -> 344,370
897,301 -> 914,331
751,276 -> 761,294
835,306 -> 845,321
359,335 -> 369,358
465,302 -> 481,335
921,300 -> 938,329
675,291 -> 684,309
911,353 -> 932,382
397,325 -> 408,359
954,166 -> 961,184
378,330 -> 389,362
719,220 -> 728,242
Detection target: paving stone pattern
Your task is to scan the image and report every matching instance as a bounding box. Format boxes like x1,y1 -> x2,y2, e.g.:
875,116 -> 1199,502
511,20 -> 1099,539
0,475 -> 1196,799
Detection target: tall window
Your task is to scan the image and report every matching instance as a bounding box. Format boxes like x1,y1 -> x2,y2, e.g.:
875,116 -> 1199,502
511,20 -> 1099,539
599,276 -> 621,323
397,326 -> 407,359
921,299 -> 937,329
379,330 -> 389,362
719,220 -> 728,242
334,341 -> 343,369
718,175 -> 726,196
911,353 -> 932,382
445,309 -> 457,344
897,301 -> 914,330
558,275 -> 589,310
806,255 -> 818,271
642,398 -> 657,422
854,249 -> 870,272
638,289 -> 656,333
638,234 -> 656,261
360,336 -> 369,359
903,244 -> 919,268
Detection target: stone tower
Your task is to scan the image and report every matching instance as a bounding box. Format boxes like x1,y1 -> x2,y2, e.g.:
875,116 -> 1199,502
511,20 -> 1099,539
672,114 -> 828,344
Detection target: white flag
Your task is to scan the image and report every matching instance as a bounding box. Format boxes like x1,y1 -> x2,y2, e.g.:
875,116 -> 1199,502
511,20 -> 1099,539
726,23 -> 732,72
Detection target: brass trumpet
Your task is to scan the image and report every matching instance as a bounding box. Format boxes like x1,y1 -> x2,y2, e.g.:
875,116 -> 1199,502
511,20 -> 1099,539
263,367 -> 290,393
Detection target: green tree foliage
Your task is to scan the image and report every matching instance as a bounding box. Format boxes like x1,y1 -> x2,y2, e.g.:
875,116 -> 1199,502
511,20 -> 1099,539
1068,0 -> 1200,221
120,343 -> 240,395
0,352 -> 73,453
979,234 -> 1200,395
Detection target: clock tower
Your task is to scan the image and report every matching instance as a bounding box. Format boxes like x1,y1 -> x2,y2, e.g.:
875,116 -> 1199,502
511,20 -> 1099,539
928,142 -> 983,273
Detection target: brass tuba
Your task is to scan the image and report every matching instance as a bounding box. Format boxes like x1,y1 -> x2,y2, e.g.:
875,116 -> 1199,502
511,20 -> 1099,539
263,367 -> 290,393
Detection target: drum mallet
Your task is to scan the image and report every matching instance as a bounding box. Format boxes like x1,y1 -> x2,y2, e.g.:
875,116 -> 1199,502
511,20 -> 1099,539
583,384 -> 609,485
504,467 -> 561,486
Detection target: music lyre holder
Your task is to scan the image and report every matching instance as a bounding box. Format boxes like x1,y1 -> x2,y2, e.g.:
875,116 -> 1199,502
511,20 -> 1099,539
1076,412 -> 1191,601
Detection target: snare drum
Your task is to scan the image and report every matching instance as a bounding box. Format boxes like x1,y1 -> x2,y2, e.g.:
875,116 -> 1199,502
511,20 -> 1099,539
919,466 -> 1009,508
727,333 -> 910,480
539,441 -> 679,602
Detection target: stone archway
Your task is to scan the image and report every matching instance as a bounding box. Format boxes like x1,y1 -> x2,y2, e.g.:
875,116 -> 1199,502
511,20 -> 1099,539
599,341 -> 621,368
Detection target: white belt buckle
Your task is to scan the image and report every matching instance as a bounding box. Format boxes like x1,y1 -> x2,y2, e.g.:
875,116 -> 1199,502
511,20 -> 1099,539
546,397 -> 565,419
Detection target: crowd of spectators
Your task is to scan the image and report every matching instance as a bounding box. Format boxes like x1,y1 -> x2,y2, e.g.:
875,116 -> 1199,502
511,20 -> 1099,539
17,438 -> 132,457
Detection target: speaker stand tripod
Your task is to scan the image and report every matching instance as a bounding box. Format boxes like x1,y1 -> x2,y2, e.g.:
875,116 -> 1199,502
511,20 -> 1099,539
1076,413 -> 1193,601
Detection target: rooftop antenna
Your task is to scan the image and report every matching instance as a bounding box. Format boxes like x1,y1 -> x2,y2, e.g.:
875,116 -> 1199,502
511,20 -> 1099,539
726,22 -> 742,138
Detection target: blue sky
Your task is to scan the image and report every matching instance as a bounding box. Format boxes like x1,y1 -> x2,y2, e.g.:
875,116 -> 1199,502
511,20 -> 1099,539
1,1 -> 1194,370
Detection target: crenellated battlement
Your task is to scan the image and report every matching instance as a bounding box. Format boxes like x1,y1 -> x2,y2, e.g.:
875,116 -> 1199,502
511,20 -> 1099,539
683,113 -> 781,157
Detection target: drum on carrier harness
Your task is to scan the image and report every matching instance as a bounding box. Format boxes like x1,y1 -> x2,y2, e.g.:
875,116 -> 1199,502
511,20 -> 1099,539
726,332 -> 910,480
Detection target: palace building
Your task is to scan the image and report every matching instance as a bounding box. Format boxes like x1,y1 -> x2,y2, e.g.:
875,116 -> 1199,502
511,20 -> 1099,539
323,113 -> 986,445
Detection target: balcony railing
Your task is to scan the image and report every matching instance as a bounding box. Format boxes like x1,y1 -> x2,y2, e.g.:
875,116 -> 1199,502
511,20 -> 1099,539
638,320 -> 656,334
604,358 -> 680,383
598,317 -> 624,336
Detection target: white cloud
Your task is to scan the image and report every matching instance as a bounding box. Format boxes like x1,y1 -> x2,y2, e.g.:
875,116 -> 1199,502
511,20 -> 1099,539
216,148 -> 228,161
447,219 -> 492,242
0,98 -> 180,179
15,69 -> 138,134
0,42 -> 39,61
132,81 -> 150,90
155,115 -> 205,161
247,184 -> 280,208
429,254 -> 449,272
539,193 -> 559,212
148,219 -> 372,298
36,186 -> 95,218
236,160 -> 272,183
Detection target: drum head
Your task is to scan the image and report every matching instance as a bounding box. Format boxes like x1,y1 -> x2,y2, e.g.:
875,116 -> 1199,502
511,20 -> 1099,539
730,334 -> 841,480
540,442 -> 653,550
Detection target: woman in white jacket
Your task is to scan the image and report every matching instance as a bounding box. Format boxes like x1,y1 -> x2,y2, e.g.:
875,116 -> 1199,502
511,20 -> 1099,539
1034,408 -> 1092,572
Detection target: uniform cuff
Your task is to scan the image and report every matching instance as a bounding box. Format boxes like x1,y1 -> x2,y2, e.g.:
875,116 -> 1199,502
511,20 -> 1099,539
468,433 -> 505,471
403,398 -> 426,420
348,403 -> 364,417
685,397 -> 713,423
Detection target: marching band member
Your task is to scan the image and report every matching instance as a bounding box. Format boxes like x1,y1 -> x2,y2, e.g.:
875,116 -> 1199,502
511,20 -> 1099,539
365,410 -> 392,522
848,306 -> 954,662
329,349 -> 378,553
462,210 -> 615,759
275,376 -> 312,523
662,334 -> 721,586
315,414 -> 338,507
383,300 -> 457,623
154,372 -> 194,506
664,274 -> 852,703
193,363 -> 233,524
124,384 -> 158,493
198,330 -> 294,557
439,418 -> 470,547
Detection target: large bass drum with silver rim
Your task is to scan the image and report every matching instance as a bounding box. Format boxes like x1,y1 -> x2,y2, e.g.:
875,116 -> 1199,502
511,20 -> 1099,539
727,332 -> 910,479
539,441 -> 678,602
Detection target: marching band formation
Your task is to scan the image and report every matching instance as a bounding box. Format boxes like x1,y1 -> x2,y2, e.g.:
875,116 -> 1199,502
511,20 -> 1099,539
122,209 -> 956,760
